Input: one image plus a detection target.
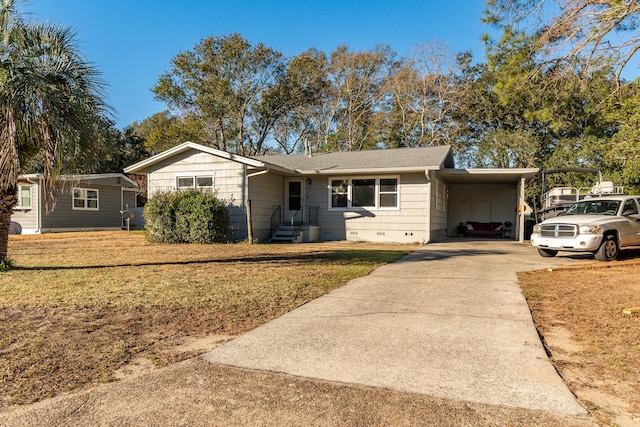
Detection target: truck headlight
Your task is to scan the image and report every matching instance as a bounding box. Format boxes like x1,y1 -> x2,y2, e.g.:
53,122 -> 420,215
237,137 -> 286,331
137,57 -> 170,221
532,224 -> 541,233
579,225 -> 599,234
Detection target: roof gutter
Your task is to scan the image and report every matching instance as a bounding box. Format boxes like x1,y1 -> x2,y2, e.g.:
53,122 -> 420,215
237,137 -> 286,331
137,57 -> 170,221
296,165 -> 440,175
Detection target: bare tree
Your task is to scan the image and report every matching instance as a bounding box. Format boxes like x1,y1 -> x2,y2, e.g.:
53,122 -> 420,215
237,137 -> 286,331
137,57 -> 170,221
383,41 -> 465,147
324,45 -> 394,151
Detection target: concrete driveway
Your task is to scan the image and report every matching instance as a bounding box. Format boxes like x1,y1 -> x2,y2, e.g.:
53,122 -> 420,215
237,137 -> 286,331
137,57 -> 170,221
203,240 -> 589,415
1,240 -> 596,426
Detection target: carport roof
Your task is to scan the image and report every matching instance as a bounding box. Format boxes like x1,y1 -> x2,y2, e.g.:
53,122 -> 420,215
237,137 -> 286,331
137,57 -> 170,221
438,168 -> 539,185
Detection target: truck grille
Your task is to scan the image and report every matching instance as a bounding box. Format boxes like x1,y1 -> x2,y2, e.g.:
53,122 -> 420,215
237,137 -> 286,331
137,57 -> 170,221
540,224 -> 577,238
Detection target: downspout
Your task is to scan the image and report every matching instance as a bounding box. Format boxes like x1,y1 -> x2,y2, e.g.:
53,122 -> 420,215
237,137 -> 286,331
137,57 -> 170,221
244,167 -> 270,243
246,169 -> 270,179
424,169 -> 432,244
244,168 -> 270,211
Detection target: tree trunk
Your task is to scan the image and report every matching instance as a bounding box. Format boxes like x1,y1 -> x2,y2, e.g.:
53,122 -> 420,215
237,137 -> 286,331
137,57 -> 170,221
0,186 -> 17,262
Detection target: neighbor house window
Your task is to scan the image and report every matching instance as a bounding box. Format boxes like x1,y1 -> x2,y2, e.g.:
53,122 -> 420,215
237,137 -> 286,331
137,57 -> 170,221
73,188 -> 99,210
17,185 -> 32,208
176,175 -> 214,191
329,177 -> 399,210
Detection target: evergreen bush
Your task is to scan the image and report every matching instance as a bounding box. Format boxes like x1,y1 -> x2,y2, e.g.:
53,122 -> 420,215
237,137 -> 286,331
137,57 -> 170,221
144,190 -> 230,243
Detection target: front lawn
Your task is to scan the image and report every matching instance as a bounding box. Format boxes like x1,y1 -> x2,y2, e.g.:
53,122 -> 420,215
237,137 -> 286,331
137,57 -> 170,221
0,232 -> 409,407
519,249 -> 640,426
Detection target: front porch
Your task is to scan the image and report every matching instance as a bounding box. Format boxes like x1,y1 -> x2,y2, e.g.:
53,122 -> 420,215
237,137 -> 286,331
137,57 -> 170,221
270,205 -> 320,243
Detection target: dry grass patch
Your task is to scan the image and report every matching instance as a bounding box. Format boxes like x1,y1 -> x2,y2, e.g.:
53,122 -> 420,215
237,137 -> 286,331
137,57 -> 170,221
519,248 -> 640,427
1,232 -> 410,407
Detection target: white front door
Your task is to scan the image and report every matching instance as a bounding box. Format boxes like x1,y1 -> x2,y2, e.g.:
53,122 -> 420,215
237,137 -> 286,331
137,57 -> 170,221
286,178 -> 304,224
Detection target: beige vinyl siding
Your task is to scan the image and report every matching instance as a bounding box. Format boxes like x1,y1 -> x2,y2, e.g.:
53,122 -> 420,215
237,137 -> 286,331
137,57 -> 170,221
41,184 -> 123,231
315,172 -> 430,243
247,173 -> 284,242
147,149 -> 245,199
11,182 -> 39,232
146,149 -> 249,241
447,183 -> 517,238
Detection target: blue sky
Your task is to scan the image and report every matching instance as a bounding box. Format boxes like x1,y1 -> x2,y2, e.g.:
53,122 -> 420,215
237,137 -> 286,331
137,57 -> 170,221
24,0 -> 491,129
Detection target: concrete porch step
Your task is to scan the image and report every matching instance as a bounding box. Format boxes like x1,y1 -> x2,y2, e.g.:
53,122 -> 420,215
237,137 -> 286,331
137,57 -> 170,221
270,225 -> 302,243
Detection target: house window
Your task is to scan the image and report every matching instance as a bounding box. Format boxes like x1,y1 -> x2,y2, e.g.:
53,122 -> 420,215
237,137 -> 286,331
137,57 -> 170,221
177,177 -> 194,189
331,180 -> 348,208
17,185 -> 32,208
176,175 -> 214,191
73,188 -> 99,210
196,176 -> 213,189
329,177 -> 399,210
379,178 -> 398,208
352,179 -> 376,207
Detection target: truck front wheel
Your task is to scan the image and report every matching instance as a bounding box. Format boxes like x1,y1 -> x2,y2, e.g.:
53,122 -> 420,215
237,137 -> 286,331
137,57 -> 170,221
595,235 -> 618,261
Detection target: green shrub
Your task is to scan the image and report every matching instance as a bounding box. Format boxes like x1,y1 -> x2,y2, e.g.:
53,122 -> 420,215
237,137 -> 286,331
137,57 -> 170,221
0,257 -> 15,272
144,190 -> 230,244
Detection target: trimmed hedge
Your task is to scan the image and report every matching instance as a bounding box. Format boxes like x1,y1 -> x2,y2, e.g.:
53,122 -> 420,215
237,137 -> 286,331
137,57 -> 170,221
144,190 -> 230,243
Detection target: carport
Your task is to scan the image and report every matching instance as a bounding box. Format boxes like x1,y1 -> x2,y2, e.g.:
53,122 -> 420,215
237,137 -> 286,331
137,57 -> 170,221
438,168 -> 539,242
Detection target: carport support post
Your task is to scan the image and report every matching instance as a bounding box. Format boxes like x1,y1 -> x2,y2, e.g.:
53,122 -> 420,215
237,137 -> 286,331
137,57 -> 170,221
518,177 -> 525,243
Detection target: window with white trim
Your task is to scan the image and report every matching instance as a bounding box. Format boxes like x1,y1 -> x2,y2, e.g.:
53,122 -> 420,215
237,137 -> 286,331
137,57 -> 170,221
16,185 -> 32,208
176,175 -> 214,191
73,188 -> 99,210
329,177 -> 399,210
379,178 -> 399,208
331,179 -> 348,208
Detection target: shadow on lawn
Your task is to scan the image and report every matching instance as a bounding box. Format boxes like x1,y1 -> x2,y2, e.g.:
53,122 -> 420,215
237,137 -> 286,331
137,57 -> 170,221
616,247 -> 640,261
13,249 -> 411,272
14,248 -> 522,271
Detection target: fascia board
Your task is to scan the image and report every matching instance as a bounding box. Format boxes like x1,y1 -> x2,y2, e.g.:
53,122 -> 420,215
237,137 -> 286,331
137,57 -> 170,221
459,168 -> 539,178
254,163 -> 297,175
57,173 -> 139,188
124,141 -> 268,173
296,166 -> 433,175
18,173 -> 43,180
18,173 -> 138,188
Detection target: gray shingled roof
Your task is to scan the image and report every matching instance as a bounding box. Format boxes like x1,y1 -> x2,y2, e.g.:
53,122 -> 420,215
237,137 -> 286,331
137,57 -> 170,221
253,146 -> 454,173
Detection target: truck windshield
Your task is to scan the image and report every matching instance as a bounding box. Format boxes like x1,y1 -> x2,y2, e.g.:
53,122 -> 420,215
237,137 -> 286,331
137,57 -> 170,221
565,200 -> 620,216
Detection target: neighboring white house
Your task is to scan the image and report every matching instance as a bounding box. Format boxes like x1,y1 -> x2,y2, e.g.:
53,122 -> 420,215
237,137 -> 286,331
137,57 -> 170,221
11,173 -> 139,234
124,142 -> 538,243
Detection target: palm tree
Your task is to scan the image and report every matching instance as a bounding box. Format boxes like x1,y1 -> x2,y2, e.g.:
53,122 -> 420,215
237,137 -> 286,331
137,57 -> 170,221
0,0 -> 110,262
